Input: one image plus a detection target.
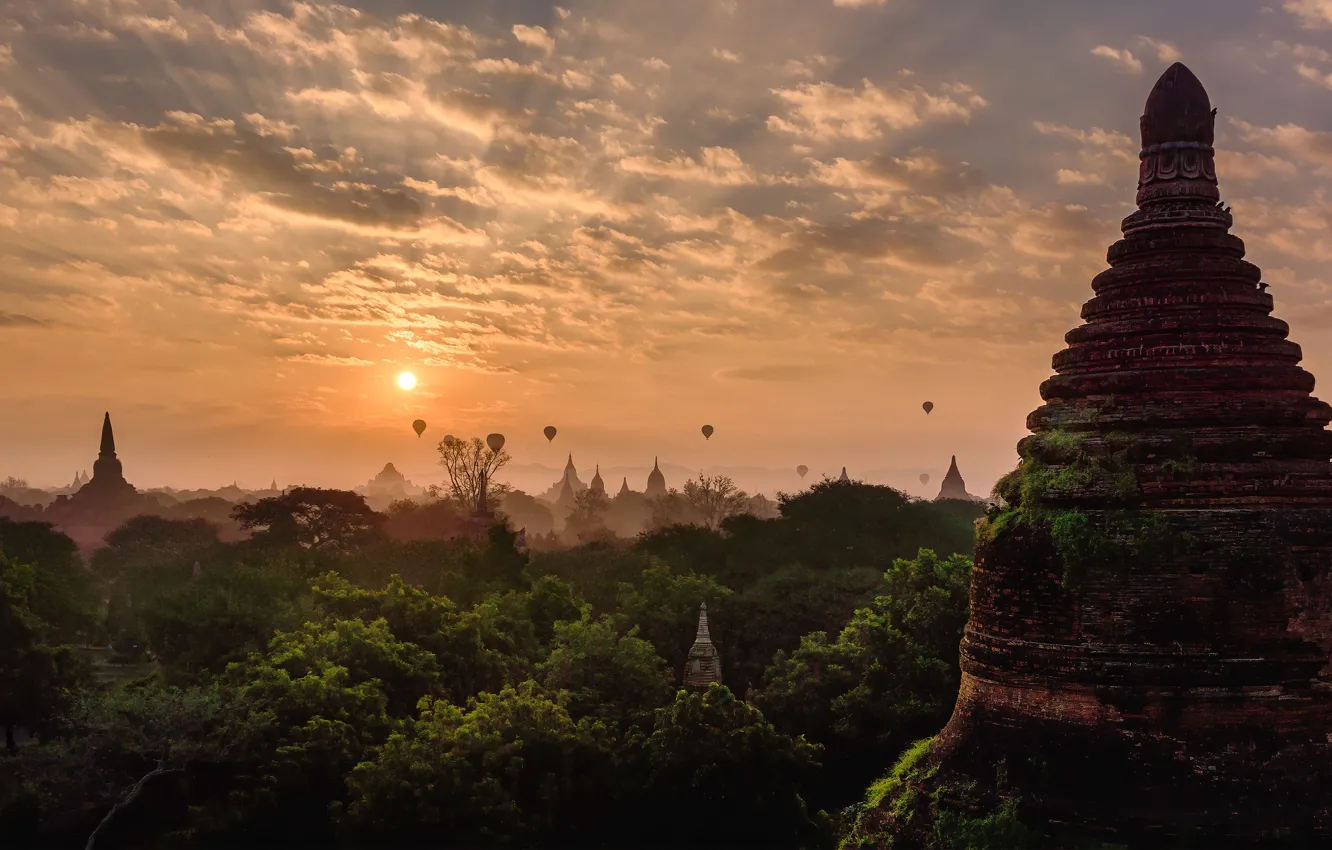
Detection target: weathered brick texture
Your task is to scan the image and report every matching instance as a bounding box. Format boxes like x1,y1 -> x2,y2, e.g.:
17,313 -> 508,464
932,64 -> 1332,844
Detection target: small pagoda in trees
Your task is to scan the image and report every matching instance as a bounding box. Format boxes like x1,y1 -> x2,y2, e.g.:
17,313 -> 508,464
683,603 -> 722,690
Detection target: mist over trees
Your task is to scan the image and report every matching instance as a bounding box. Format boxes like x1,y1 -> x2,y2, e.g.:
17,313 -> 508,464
0,463 -> 987,849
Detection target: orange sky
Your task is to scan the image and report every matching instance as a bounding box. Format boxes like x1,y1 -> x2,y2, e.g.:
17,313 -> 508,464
4,0 -> 1332,498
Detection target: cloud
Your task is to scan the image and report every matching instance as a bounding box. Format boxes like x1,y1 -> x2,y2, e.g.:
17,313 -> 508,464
767,78 -> 987,141
808,151 -> 984,195
0,311 -> 47,327
512,24 -> 555,54
1090,45 -> 1143,74
618,147 -> 757,185
283,353 -> 374,366
1230,117 -> 1332,166
1135,36 -> 1181,64
1034,121 -> 1137,187
712,48 -> 742,63
1285,0 -> 1332,28
833,0 -> 887,6
714,364 -> 821,381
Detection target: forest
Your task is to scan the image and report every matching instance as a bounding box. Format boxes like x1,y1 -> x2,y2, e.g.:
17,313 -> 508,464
0,472 -> 986,849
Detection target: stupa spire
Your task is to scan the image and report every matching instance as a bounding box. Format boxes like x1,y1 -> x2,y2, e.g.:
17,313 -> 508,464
590,464 -> 605,496
99,412 -> 116,457
1136,62 -> 1219,209
683,602 -> 721,690
936,455 -> 974,501
646,456 -> 667,497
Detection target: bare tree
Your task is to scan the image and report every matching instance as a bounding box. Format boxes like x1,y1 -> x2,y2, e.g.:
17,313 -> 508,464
434,436 -> 512,511
682,473 -> 750,530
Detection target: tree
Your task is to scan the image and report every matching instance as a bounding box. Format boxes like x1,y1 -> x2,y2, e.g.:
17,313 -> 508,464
231,488 -> 385,550
682,473 -> 750,530
644,685 -> 826,848
616,564 -> 733,675
435,437 -> 511,511
137,554 -> 314,681
565,488 -> 611,542
647,489 -> 690,531
343,682 -> 622,848
0,519 -> 100,644
205,617 -> 442,845
0,548 -> 94,752
498,490 -> 555,537
536,614 -> 675,729
755,549 -> 973,808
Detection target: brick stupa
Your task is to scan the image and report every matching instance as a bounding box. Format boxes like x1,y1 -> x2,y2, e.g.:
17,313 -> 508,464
875,64 -> 1332,846
683,603 -> 722,690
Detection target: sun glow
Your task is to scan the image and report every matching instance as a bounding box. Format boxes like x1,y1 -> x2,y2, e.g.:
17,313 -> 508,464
396,371 -> 417,390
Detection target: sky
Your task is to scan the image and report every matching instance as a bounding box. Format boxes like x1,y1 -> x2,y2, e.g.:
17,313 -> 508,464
5,0 -> 1332,497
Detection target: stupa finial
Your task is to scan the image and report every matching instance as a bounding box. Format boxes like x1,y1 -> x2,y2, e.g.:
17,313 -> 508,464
100,412 -> 116,457
1136,62 -> 1219,207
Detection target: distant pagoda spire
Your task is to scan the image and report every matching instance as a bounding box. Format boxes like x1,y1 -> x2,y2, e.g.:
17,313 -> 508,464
590,464 -> 605,496
838,466 -> 849,482
88,412 -> 128,488
564,453 -> 576,475
936,455 -> 974,501
618,476 -> 630,497
646,457 -> 667,497
683,602 -> 722,690
99,412 -> 115,457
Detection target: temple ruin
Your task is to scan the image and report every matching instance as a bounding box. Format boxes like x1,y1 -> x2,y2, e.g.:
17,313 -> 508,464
683,603 -> 722,690
852,63 -> 1332,846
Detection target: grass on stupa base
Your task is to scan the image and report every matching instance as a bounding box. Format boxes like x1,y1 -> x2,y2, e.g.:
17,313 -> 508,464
839,736 -> 1036,850
979,429 -> 1198,591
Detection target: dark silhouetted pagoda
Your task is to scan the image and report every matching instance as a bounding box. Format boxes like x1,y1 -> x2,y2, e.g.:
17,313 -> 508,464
683,603 -> 722,690
645,457 -> 667,497
886,63 -> 1332,846
590,465 -> 605,496
934,455 -> 975,501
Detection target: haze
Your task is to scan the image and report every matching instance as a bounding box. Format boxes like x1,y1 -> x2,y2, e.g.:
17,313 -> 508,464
3,0 -> 1332,496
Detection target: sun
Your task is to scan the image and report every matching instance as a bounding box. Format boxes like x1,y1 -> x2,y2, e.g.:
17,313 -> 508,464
396,371 -> 417,391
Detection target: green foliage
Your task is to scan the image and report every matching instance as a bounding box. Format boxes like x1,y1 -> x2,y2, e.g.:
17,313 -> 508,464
536,614 -> 674,729
645,685 -> 827,849
343,682 -> 620,848
757,551 -> 971,808
0,544 -> 96,751
980,429 -> 1199,590
0,471 -> 991,849
842,738 -> 1034,850
137,552 -> 316,681
615,563 -> 734,675
0,519 -> 101,643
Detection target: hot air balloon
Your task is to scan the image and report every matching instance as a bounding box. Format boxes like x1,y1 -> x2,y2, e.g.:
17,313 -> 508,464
701,425 -> 714,440
922,401 -> 934,415
544,426 -> 557,442
920,473 -> 930,485
412,419 -> 427,438
487,433 -> 506,453
443,434 -> 457,447
797,465 -> 809,479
